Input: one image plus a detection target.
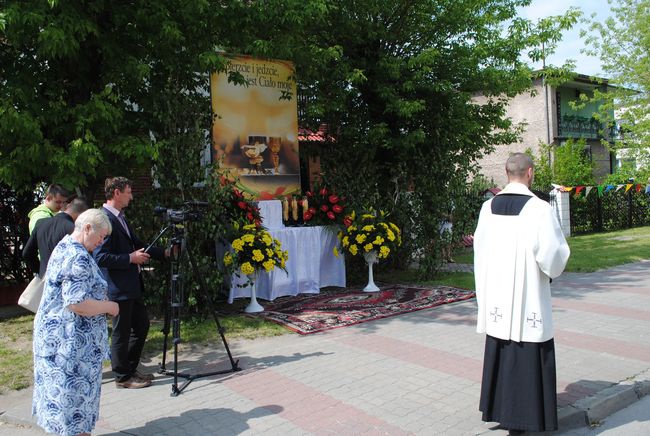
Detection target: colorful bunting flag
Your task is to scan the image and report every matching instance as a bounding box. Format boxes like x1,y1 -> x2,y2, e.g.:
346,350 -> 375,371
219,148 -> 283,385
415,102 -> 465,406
552,183 -> 649,197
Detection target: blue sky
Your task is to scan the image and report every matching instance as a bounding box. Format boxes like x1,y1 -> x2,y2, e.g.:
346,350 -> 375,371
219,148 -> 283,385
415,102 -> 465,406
518,0 -> 614,76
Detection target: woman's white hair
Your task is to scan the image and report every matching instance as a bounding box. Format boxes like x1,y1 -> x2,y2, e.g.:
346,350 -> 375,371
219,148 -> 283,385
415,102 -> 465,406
74,208 -> 112,234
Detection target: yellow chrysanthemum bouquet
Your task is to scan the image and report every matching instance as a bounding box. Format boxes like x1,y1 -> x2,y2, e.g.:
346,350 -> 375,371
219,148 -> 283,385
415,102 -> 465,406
337,210 -> 402,260
224,222 -> 288,280
337,210 -> 401,292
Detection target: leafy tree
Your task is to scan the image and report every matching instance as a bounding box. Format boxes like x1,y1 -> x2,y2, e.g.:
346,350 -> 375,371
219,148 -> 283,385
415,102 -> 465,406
0,0 -> 256,303
1,1 -> 154,194
603,161 -> 650,185
0,0 -> 248,197
530,139 -> 595,190
582,0 -> 650,152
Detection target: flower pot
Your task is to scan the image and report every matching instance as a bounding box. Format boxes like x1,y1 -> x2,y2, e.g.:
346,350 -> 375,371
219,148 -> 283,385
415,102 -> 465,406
363,251 -> 380,292
244,272 -> 264,313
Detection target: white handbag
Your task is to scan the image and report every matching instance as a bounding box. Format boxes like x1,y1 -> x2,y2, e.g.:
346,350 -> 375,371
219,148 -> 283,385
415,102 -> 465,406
18,276 -> 45,313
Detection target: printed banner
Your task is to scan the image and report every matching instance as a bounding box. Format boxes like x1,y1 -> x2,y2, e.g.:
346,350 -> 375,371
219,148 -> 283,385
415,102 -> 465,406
210,56 -> 300,199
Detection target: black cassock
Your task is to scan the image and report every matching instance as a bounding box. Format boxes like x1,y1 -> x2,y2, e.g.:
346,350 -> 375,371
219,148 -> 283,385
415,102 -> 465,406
479,335 -> 558,432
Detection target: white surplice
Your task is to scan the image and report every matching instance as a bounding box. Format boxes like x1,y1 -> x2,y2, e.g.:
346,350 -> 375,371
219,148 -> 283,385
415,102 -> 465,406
474,183 -> 570,343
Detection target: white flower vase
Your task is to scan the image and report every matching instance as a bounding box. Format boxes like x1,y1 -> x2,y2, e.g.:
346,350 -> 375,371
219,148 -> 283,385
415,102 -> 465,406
363,251 -> 380,292
244,272 -> 264,313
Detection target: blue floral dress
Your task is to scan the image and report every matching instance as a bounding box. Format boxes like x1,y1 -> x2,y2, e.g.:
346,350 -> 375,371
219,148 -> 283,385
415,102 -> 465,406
32,235 -> 110,436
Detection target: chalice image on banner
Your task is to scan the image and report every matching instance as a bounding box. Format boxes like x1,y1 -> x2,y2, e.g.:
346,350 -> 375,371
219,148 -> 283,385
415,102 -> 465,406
268,137 -> 282,174
242,142 -> 267,174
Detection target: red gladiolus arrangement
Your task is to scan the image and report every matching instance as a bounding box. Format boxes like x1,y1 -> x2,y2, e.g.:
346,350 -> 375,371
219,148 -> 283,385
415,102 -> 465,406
303,186 -> 351,226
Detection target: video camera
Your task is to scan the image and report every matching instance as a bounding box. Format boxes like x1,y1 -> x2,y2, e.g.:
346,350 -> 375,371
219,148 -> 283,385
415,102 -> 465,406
154,201 -> 208,224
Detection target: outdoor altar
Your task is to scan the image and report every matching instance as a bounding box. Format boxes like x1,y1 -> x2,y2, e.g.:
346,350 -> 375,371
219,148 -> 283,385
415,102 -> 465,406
228,200 -> 346,304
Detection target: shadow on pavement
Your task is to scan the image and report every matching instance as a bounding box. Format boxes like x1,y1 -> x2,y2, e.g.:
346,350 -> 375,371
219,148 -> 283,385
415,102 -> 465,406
112,406 -> 283,436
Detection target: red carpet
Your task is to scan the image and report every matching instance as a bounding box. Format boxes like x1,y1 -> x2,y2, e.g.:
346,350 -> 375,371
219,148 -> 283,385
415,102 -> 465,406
255,285 -> 475,334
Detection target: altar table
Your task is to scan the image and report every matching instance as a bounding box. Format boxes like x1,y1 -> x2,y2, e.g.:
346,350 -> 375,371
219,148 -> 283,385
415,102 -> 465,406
228,225 -> 346,303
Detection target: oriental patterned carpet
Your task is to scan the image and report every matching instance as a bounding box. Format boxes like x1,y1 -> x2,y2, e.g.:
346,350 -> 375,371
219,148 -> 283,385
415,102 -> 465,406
254,285 -> 475,334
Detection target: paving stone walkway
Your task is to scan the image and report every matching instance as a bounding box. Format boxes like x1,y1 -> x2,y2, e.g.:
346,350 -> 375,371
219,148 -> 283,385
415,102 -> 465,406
1,261 -> 649,435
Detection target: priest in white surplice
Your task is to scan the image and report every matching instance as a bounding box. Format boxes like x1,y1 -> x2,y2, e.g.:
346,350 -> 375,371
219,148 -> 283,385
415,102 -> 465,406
474,153 -> 570,434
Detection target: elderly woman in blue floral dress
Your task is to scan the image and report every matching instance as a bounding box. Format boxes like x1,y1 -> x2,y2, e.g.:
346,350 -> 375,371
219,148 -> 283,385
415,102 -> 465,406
32,209 -> 119,436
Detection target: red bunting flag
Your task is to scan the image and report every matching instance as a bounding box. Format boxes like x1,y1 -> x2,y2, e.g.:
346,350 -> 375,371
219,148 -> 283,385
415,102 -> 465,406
637,184 -> 643,192
575,186 -> 585,195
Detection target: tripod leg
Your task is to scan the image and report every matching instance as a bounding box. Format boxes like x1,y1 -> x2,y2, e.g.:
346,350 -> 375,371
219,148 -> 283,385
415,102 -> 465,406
159,266 -> 173,373
186,247 -> 240,371
170,241 -> 184,396
172,268 -> 184,395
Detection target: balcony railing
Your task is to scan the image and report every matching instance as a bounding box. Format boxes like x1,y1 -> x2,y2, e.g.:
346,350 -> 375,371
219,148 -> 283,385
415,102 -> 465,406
557,115 -> 603,139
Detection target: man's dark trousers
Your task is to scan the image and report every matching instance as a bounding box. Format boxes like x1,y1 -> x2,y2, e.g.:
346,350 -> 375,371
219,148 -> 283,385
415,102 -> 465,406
112,296 -> 149,381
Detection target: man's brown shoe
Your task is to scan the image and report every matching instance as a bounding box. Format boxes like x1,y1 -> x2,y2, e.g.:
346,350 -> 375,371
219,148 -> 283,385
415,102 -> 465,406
134,370 -> 155,382
115,375 -> 152,389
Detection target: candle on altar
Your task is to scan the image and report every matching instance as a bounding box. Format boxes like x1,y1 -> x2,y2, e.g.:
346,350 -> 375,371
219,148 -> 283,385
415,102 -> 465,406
291,197 -> 299,221
282,197 -> 289,222
302,198 -> 308,216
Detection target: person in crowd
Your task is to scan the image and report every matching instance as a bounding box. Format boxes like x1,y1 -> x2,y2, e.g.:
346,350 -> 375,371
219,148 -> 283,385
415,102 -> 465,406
23,197 -> 89,278
473,153 -> 570,434
94,177 -> 168,389
28,183 -> 70,234
439,210 -> 454,263
32,209 -> 119,436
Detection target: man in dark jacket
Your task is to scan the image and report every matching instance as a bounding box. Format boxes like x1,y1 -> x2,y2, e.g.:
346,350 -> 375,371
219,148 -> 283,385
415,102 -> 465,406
94,177 -> 168,389
23,197 -> 89,277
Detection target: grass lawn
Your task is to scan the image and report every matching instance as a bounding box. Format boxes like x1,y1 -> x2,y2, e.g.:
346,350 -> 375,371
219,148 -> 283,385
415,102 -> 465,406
0,311 -> 290,394
448,225 -> 650,273
565,226 -> 650,272
0,314 -> 33,395
3,225 -> 648,394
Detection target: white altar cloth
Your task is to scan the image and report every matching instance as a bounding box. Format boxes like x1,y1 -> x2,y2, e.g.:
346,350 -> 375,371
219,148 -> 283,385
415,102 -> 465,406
229,226 -> 346,303
257,200 -> 284,230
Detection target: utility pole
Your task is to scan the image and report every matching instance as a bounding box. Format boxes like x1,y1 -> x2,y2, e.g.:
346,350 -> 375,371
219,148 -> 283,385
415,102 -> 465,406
542,42 -> 552,168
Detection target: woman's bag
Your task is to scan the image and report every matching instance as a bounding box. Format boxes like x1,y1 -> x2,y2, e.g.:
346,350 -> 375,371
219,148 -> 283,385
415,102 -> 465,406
18,276 -> 44,313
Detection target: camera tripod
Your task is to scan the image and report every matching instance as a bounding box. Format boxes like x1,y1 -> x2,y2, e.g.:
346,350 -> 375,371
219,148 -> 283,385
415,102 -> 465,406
148,222 -> 241,396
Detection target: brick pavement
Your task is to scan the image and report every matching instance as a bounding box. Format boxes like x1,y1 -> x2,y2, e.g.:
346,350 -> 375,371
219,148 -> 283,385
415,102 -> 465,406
1,261 -> 649,435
